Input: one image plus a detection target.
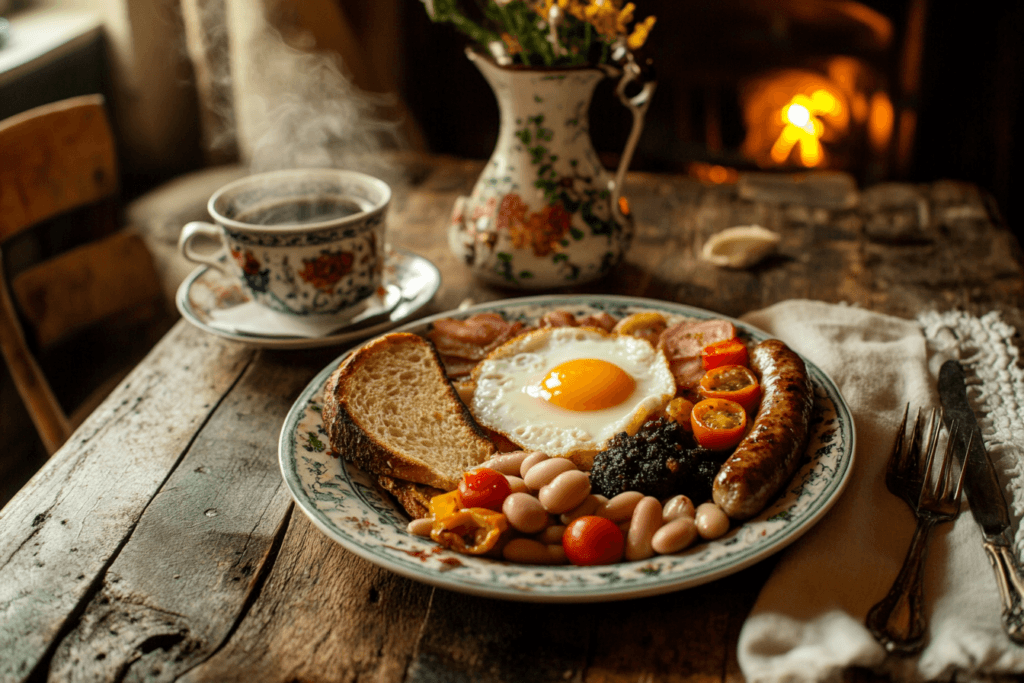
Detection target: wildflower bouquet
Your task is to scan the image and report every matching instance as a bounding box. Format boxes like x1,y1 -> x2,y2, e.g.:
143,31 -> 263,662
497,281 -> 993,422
420,0 -> 656,67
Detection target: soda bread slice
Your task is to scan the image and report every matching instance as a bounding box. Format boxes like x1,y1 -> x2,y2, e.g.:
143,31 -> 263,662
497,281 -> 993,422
321,332 -> 496,492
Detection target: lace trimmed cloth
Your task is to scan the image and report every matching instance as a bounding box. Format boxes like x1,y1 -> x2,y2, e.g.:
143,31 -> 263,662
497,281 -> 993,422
919,309 -> 1024,559
735,300 -> 1024,683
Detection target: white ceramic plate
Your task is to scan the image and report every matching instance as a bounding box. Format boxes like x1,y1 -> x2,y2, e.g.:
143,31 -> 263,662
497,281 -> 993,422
278,295 -> 855,602
175,247 -> 441,350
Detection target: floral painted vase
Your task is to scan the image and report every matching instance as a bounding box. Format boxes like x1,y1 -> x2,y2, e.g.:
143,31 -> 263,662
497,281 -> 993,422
449,49 -> 655,288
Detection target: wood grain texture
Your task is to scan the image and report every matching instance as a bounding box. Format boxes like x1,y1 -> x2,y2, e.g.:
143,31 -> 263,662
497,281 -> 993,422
179,511 -> 432,683
0,323 -> 254,682
42,351 -> 311,682
0,95 -> 117,241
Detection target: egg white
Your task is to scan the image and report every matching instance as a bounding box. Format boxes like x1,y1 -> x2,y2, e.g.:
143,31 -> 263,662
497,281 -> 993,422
470,327 -> 675,460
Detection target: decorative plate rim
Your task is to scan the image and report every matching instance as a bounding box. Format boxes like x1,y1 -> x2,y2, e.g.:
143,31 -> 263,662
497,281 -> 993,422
175,247 -> 441,350
278,294 -> 856,602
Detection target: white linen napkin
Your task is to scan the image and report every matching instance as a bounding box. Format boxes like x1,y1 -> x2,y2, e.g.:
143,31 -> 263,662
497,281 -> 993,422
207,284 -> 400,338
737,300 -> 1024,683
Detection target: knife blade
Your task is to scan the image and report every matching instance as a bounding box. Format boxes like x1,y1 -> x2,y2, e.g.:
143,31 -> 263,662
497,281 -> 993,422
938,359 -> 1024,643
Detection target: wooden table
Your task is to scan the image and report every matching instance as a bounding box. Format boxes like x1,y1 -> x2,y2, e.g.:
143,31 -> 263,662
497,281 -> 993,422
3,157 -> 1023,683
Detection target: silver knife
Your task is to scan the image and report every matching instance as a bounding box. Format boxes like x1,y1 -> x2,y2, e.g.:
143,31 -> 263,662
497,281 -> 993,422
938,359 -> 1024,643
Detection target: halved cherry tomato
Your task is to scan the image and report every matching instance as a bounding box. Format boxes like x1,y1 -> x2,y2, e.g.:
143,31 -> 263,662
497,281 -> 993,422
665,397 -> 695,431
701,338 -> 749,370
690,398 -> 748,450
698,364 -> 761,413
430,507 -> 508,555
562,516 -> 625,566
458,468 -> 512,511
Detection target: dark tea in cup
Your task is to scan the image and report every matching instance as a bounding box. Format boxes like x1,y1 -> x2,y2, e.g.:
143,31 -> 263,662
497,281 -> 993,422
235,197 -> 370,226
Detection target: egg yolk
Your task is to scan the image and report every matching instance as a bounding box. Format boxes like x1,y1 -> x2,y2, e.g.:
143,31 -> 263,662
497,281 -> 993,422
533,358 -> 636,411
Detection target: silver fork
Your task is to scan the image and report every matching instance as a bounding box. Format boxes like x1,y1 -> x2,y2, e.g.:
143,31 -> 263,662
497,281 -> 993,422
865,407 -> 969,654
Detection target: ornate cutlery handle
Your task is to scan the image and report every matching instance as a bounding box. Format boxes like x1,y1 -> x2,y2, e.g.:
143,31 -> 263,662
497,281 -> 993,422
866,518 -> 937,654
983,542 -> 1024,644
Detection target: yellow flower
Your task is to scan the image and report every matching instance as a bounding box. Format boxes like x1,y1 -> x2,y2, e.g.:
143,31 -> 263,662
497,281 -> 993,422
502,32 -> 523,55
627,14 -> 655,50
584,2 -> 621,37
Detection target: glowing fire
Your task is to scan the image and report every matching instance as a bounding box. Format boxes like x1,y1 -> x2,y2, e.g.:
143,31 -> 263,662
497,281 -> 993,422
770,90 -> 842,167
740,70 -> 851,170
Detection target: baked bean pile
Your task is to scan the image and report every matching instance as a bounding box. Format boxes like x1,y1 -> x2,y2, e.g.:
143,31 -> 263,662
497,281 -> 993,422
406,450 -> 731,566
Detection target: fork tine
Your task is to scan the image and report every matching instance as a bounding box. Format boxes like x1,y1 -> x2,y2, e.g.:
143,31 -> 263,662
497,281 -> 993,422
917,409 -> 942,506
887,403 -> 910,472
906,407 -> 926,471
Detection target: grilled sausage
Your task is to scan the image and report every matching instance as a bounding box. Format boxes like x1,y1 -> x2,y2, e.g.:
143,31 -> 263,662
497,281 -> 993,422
711,339 -> 814,520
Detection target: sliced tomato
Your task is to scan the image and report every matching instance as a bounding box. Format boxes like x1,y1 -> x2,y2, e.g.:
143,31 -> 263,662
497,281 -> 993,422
698,364 -> 761,412
458,468 -> 512,511
562,516 -> 625,566
690,398 -> 748,450
701,338 -> 749,370
665,397 -> 695,430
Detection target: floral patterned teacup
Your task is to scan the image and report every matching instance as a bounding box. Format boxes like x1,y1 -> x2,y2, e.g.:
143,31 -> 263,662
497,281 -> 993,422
178,169 -> 390,318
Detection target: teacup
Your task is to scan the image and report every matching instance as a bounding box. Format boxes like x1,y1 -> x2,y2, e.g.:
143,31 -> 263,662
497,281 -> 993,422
178,168 -> 391,318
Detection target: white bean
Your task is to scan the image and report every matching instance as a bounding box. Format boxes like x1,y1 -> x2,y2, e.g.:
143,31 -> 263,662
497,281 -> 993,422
519,452 -> 550,478
625,496 -> 663,561
481,451 -> 532,476
406,518 -> 433,537
651,517 -> 699,554
695,502 -> 730,540
503,538 -> 561,564
523,457 -> 576,490
596,491 -> 644,522
505,475 -> 529,495
538,470 -> 591,514
502,492 -> 550,534
560,494 -> 608,525
536,525 -> 566,545
662,495 -> 696,523
546,543 -> 568,565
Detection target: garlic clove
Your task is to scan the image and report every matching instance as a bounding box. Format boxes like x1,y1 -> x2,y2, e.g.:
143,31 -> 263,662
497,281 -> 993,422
701,225 -> 782,269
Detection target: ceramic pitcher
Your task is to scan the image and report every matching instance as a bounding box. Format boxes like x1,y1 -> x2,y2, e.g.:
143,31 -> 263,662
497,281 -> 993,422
449,49 -> 655,288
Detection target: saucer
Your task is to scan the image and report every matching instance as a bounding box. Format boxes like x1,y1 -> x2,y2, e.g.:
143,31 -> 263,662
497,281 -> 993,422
176,247 -> 441,349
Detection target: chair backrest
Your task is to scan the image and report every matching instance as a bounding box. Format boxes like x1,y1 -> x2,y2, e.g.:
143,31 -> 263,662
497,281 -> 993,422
0,95 -> 166,455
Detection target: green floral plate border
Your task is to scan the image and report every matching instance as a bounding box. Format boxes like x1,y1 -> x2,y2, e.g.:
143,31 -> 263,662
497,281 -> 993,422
278,295 -> 855,603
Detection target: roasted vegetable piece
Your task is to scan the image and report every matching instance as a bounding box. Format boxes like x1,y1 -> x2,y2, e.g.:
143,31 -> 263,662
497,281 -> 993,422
698,365 -> 761,412
701,338 -> 749,369
563,516 -> 625,566
430,507 -> 508,555
458,467 -> 512,511
428,489 -> 463,522
690,398 -> 748,450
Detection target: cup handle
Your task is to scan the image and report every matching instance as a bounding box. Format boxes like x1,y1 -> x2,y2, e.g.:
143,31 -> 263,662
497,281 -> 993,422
179,221 -> 229,273
611,61 -> 657,220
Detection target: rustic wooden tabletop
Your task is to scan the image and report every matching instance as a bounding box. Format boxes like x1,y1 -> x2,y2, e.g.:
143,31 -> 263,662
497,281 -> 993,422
2,157 -> 1022,683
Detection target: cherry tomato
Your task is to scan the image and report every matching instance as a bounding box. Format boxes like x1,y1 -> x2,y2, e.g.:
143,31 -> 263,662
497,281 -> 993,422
458,468 -> 512,511
690,398 -> 748,450
665,397 -> 695,430
698,365 -> 761,413
562,516 -> 625,566
701,338 -> 749,370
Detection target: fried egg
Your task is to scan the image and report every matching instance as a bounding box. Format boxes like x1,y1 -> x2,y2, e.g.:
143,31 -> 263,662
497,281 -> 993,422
470,326 -> 675,460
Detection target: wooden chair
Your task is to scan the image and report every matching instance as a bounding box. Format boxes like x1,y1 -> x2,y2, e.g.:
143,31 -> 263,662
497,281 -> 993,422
0,95 -> 172,456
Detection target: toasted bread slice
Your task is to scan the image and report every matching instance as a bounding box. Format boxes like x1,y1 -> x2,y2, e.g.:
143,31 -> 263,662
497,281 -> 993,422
321,332 -> 497,492
375,474 -> 443,519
